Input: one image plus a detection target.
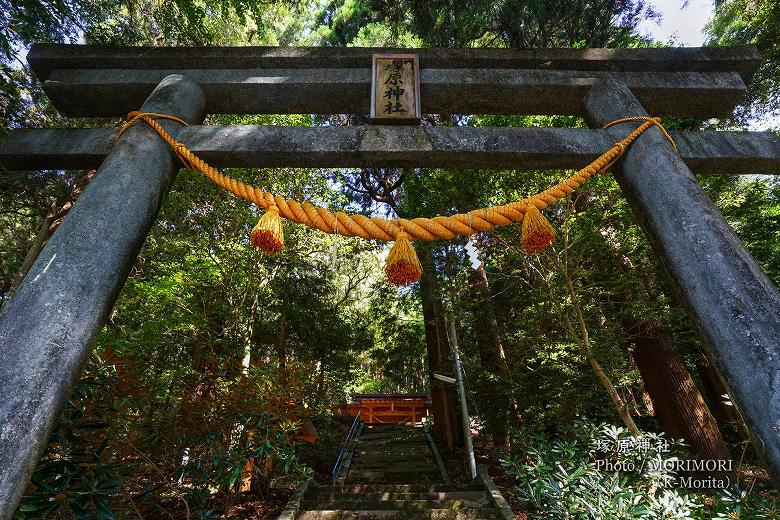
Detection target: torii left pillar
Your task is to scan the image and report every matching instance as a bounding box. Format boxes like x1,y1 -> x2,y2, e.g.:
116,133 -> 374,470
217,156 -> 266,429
0,75 -> 205,518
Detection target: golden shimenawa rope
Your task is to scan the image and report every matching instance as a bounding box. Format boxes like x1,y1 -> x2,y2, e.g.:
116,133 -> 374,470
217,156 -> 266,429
114,112 -> 676,244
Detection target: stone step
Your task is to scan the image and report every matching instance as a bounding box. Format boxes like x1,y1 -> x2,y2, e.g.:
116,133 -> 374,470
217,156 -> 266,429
359,435 -> 425,439
351,459 -> 435,467
301,497 -> 491,510
362,433 -> 425,436
353,449 -> 433,456
348,468 -> 441,477
297,509 -> 498,519
311,484 -> 485,494
351,455 -> 433,462
358,442 -> 428,448
349,465 -> 438,474
359,430 -> 424,436
350,459 -> 438,471
362,429 -> 424,431
352,452 -> 434,460
307,491 -> 490,503
351,455 -> 434,462
357,446 -> 430,452
293,426 -> 509,520
346,476 -> 443,484
357,444 -> 428,448
354,445 -> 431,451
344,477 -> 443,484
357,446 -> 430,455
349,460 -> 436,467
362,426 -> 425,431
358,435 -> 428,442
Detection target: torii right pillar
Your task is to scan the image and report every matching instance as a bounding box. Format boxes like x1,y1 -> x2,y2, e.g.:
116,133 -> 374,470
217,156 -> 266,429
584,78 -> 780,484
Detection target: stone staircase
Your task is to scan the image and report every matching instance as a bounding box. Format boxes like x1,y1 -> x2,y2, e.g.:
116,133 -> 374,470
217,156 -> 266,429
285,424 -> 514,519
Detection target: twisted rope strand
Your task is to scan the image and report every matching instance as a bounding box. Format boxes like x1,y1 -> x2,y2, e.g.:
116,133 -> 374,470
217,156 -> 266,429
115,114 -> 674,242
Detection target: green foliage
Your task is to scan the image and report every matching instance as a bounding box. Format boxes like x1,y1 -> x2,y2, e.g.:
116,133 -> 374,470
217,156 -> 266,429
504,421 -> 778,519
707,0 -> 780,125
16,352 -> 322,517
700,175 -> 780,285
360,285 -> 429,393
0,0 -> 111,63
16,353 -> 124,520
318,0 -> 657,48
177,362 -> 311,500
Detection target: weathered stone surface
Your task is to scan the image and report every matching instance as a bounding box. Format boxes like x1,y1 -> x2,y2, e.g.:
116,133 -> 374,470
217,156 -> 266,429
0,75 -> 205,518
277,478 -> 313,520
28,43 -> 762,82
0,128 -> 114,169
40,68 -> 746,117
477,465 -> 515,520
583,78 -> 780,486
3,126 -> 779,174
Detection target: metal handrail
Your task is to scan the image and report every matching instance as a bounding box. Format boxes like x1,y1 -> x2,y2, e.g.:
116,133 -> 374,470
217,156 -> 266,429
332,411 -> 361,485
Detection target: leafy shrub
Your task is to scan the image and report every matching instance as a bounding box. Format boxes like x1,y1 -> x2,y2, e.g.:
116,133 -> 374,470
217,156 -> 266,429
16,354 -> 320,518
178,361 -> 310,503
15,353 -> 124,519
502,420 -> 777,519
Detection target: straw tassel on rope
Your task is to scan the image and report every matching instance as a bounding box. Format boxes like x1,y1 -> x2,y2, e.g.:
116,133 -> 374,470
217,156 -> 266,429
385,230 -> 422,286
251,205 -> 285,253
114,112 -> 676,283
521,204 -> 556,253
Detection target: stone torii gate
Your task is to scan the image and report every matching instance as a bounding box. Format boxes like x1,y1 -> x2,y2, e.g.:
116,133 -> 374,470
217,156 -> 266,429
1,44 -> 780,514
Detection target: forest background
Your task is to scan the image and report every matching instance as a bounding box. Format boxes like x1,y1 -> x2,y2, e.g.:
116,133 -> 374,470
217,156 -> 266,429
1,0 -> 779,518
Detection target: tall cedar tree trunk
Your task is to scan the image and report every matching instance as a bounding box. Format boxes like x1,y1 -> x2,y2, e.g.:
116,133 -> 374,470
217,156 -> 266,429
624,317 -> 731,461
651,281 -> 750,444
596,223 -> 735,451
467,265 -> 515,446
629,356 -> 656,416
418,246 -> 463,450
694,350 -> 750,443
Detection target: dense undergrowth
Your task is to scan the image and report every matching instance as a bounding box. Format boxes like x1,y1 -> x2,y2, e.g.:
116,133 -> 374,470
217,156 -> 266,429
11,352 -> 780,519
503,421 -> 778,519
13,353 -> 346,519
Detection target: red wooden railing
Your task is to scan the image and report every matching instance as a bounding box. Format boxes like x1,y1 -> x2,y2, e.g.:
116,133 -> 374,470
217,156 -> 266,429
335,394 -> 432,424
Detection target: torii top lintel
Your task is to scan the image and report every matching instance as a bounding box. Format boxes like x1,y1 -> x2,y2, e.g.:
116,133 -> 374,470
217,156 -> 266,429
27,44 -> 761,118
